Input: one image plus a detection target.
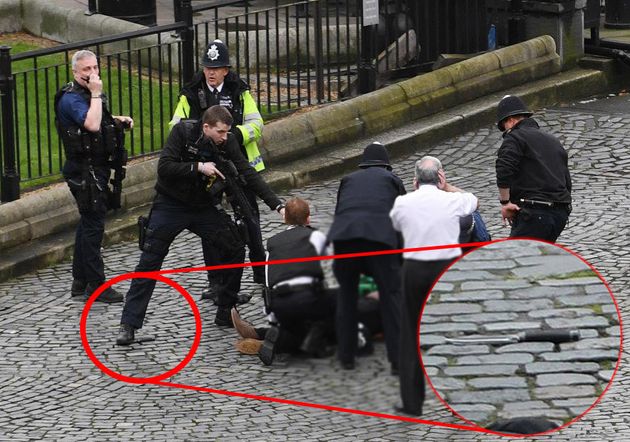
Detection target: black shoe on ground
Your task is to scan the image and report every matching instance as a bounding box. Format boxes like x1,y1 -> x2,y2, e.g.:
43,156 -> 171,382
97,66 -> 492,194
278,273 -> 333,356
393,402 -> 422,416
341,360 -> 355,370
85,282 -> 124,303
215,306 -> 234,327
258,325 -> 279,366
71,279 -> 87,298
116,323 -> 135,346
200,284 -> 219,303
236,292 -> 252,305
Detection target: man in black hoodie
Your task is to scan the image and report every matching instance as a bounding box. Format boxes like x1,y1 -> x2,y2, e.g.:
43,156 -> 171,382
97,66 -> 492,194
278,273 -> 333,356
495,95 -> 572,243
170,39 -> 267,301
116,106 -> 283,346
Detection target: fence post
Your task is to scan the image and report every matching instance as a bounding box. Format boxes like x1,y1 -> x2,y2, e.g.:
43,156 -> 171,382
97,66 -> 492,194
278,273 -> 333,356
85,0 -> 97,16
0,46 -> 20,202
180,0 -> 195,82
174,0 -> 182,23
314,0 -> 324,103
358,0 -> 378,94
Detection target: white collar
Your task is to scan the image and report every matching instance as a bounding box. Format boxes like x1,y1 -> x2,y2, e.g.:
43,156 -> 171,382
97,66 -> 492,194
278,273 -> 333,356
207,82 -> 224,94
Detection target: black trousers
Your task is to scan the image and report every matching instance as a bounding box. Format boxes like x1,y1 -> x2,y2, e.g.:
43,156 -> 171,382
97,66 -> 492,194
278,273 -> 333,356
399,258 -> 453,415
67,168 -> 110,284
202,188 -> 266,284
265,286 -> 335,353
510,206 -> 569,243
121,194 -> 245,329
333,240 -> 402,366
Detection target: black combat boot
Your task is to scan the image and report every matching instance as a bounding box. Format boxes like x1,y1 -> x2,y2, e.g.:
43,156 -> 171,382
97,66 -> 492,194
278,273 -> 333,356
200,284 -> 219,303
215,306 -> 234,327
85,281 -> 124,303
116,323 -> 135,346
71,279 -> 87,298
258,325 -> 279,366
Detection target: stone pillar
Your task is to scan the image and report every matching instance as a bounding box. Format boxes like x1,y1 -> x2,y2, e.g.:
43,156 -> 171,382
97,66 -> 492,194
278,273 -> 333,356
520,0 -> 587,69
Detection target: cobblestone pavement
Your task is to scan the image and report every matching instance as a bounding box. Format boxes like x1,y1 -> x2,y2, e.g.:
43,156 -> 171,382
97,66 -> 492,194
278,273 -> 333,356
422,240 -> 621,430
1,94 -> 629,441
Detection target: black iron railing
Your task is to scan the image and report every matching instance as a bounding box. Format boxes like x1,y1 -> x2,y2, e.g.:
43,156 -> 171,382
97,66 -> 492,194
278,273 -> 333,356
2,0 -> 502,201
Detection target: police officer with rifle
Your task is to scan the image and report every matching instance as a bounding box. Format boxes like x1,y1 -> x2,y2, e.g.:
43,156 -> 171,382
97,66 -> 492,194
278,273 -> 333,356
55,49 -> 132,303
117,105 -> 284,346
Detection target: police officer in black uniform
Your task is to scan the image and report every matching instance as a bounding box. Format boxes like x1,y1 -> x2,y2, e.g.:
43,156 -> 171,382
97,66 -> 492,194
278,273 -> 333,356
170,40 -> 267,302
116,105 -> 283,345
55,49 -> 133,302
328,142 -> 405,371
495,95 -> 572,243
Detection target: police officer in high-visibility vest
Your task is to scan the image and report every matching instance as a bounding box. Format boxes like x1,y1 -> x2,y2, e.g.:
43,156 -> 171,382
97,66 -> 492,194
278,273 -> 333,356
55,49 -> 133,303
170,39 -> 266,301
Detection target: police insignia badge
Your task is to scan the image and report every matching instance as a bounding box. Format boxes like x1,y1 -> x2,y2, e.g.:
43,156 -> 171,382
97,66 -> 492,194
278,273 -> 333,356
207,44 -> 219,61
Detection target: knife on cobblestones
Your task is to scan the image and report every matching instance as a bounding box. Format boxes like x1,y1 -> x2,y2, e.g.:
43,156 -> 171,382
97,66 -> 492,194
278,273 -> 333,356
444,329 -> 580,345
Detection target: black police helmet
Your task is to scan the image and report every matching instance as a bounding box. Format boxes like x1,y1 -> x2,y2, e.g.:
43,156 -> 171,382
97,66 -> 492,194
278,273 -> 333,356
496,95 -> 533,131
358,142 -> 391,170
201,39 -> 231,68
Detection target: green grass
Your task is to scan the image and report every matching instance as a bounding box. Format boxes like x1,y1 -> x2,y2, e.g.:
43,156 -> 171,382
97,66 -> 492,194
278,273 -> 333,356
3,38 -> 181,190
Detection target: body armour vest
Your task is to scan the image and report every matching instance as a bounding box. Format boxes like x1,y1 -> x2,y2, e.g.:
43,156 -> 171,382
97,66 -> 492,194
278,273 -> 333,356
54,82 -> 116,165
267,226 -> 324,288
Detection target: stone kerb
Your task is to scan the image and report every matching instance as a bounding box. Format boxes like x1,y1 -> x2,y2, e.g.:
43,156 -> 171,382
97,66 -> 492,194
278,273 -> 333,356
262,36 -> 560,167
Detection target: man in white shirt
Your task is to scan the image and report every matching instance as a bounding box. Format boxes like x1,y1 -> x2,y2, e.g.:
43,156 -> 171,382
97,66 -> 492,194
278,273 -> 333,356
389,155 -> 478,416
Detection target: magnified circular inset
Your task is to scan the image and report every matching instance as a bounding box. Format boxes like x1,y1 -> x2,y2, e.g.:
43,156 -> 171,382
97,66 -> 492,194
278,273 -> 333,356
419,239 -> 622,436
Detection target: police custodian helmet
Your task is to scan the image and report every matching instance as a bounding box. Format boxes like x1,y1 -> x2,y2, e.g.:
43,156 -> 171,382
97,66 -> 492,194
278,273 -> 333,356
496,95 -> 533,131
201,39 -> 231,68
358,142 -> 392,170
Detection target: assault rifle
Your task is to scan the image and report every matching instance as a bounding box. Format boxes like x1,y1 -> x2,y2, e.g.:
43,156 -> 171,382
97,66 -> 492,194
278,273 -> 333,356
104,119 -> 129,210
200,142 -> 256,244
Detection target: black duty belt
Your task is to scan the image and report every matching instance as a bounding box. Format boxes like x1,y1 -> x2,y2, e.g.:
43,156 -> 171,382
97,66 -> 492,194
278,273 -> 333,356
270,282 -> 322,297
519,198 -> 571,210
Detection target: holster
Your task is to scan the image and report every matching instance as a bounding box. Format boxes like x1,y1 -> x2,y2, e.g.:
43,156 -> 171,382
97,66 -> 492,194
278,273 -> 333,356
137,215 -> 149,251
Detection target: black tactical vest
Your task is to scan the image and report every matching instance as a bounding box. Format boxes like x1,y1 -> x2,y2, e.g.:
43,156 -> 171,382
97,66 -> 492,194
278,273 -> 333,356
267,226 -> 324,288
54,82 -> 116,165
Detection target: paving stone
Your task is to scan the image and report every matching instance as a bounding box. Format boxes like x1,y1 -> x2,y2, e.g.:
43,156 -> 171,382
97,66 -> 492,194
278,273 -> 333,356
439,290 -> 505,302
482,322 -> 542,332
430,377 -> 467,391
545,316 -> 610,329
535,373 -> 598,387
528,308 -> 596,319
534,385 -> 596,399
497,408 -> 569,421
427,344 -> 489,356
421,356 -> 448,367
559,337 -> 621,351
503,285 -> 577,300
461,280 -> 533,291
451,312 -> 519,323
439,270 -> 498,282
495,342 -> 555,354
431,282 -> 454,292
605,326 -> 621,337
450,260 -> 517,271
444,365 -> 519,377
447,389 -> 531,404
483,299 -> 553,312
503,400 -> 550,411
556,293 -> 615,307
423,303 -> 483,316
418,334 -> 446,348
456,353 -> 534,365
539,349 -> 619,362
420,322 -> 478,334
538,277 -> 602,287
597,370 -> 615,382
467,377 -> 527,390
524,362 -> 601,375
551,397 -> 598,408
